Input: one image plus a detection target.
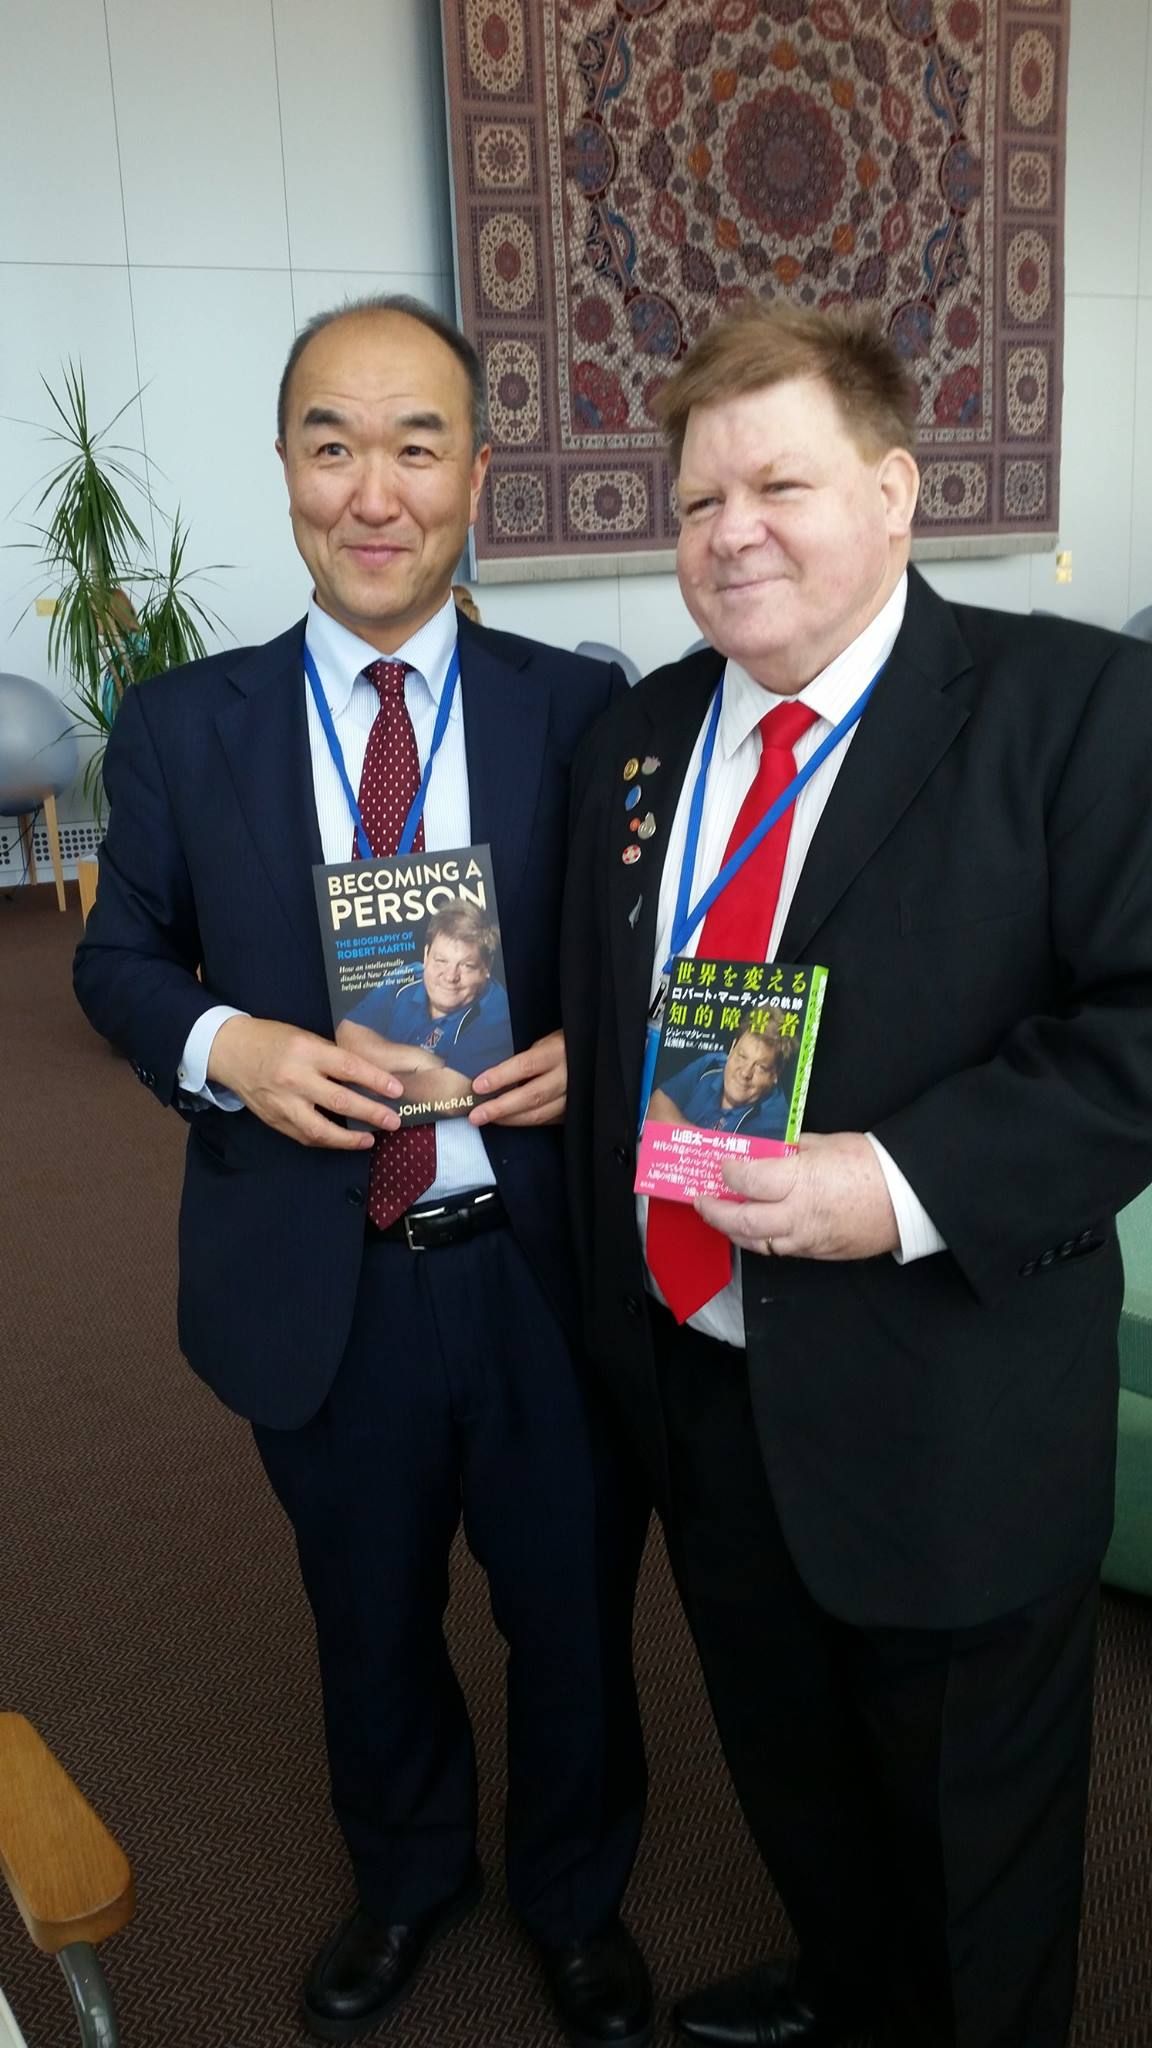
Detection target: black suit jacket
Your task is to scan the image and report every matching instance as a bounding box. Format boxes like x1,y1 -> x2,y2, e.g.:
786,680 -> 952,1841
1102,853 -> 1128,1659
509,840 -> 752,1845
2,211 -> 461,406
563,569 -> 1152,1629
74,613 -> 623,1428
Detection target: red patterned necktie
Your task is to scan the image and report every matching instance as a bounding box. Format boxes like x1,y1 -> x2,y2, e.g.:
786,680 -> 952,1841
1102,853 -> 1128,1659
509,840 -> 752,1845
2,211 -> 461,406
356,658 -> 436,1228
647,698 -> 820,1322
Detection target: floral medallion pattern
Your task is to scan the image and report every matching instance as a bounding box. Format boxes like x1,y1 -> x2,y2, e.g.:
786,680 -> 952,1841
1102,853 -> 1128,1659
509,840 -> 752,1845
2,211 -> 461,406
442,0 -> 1068,572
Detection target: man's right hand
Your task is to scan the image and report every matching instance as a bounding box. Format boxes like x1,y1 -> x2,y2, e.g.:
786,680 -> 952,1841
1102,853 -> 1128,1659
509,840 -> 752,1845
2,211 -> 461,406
207,1016 -> 404,1149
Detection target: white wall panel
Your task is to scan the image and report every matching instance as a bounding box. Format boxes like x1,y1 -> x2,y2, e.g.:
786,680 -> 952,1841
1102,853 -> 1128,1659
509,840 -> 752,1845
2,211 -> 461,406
618,572 -> 698,676
1064,0 -> 1149,298
274,0 -> 451,278
130,267 -> 300,651
1038,295 -> 1138,630
1139,23 -> 1152,296
476,575 -> 623,654
0,0 -> 124,265
107,0 -> 288,271
1128,299 -> 1152,620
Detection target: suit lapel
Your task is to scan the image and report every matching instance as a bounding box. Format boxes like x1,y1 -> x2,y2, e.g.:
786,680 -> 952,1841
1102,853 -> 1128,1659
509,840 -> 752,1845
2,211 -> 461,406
457,615 -> 548,929
779,571 -> 974,958
608,650 -> 723,1093
214,620 -> 325,964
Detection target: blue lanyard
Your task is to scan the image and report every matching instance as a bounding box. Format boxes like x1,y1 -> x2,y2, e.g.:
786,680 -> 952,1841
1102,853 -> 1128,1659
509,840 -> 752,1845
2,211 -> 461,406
664,664 -> 883,973
303,641 -> 461,860
636,663 -> 882,1133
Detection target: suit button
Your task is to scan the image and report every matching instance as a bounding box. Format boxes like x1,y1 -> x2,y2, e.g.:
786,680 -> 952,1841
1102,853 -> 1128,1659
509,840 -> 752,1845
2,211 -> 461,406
612,1144 -> 631,1166
622,1294 -> 641,1318
1039,1249 -> 1055,1268
1076,1229 -> 1094,1249
1019,1260 -> 1037,1277
1058,1240 -> 1074,1259
346,1186 -> 365,1207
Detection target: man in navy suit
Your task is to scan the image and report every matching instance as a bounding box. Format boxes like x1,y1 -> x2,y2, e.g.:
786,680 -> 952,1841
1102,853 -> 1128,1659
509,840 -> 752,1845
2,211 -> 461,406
74,297 -> 652,2048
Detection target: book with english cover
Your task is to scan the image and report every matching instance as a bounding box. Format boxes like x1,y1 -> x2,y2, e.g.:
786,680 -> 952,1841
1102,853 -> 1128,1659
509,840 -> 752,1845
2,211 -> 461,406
311,844 -> 514,1125
635,958 -> 828,1205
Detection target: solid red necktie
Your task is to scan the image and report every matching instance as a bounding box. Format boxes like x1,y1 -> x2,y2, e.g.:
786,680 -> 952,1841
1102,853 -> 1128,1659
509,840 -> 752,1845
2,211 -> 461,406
646,698 -> 819,1322
355,659 -> 436,1229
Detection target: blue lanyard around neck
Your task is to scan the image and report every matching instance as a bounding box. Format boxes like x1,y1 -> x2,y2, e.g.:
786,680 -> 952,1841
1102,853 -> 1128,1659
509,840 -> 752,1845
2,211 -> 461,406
664,663 -> 883,973
635,662 -> 883,1135
303,641 -> 461,860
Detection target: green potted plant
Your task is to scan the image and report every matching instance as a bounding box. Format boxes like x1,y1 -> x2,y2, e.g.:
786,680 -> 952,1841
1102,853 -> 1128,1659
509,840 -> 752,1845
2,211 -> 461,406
13,362 -> 227,817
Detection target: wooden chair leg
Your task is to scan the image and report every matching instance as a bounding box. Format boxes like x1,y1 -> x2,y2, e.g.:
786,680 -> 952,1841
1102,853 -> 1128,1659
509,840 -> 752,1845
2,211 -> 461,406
76,858 -> 99,926
16,813 -> 37,888
42,795 -> 66,912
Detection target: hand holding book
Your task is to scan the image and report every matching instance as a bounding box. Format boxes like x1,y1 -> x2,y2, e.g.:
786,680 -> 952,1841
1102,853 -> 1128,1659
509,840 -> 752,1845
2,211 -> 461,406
635,958 -> 827,1207
695,1130 -> 901,1261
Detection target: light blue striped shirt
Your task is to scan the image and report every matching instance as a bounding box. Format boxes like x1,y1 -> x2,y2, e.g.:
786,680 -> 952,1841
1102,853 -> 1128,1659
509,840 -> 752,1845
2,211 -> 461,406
178,591 -> 496,1199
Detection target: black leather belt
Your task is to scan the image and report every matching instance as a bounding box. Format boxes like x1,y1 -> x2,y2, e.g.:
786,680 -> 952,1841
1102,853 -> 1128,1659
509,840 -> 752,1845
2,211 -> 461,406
367,1186 -> 507,1251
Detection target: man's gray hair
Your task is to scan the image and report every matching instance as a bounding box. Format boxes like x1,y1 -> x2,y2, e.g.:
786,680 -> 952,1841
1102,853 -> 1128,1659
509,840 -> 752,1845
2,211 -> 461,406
277,294 -> 489,452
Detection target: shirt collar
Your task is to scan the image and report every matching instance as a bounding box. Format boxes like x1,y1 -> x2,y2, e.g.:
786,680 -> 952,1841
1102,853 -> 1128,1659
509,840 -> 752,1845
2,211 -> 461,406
304,592 -> 461,719
717,571 -> 908,761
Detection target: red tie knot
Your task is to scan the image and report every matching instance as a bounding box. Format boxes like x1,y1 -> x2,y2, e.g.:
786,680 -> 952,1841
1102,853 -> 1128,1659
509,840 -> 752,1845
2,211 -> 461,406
363,658 -> 410,704
760,698 -> 819,756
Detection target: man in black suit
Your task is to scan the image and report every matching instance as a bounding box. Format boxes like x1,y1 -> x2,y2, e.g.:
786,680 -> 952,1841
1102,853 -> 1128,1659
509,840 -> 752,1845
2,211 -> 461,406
74,297 -> 652,2048
563,300 -> 1152,2048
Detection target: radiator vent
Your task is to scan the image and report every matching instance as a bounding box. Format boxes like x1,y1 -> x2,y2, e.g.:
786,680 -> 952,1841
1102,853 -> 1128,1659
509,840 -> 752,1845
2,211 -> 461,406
0,819 -> 103,880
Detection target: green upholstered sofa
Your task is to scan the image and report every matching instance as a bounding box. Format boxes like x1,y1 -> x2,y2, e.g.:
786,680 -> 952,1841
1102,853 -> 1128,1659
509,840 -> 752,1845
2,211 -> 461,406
1102,1185 -> 1152,1596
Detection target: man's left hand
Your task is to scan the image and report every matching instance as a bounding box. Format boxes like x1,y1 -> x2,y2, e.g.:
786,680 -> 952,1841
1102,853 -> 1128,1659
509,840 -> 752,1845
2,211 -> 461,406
470,1029 -> 567,1128
696,1131 -> 900,1261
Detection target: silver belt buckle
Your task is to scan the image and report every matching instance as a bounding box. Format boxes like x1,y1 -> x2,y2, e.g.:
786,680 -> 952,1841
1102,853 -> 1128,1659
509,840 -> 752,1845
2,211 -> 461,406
402,1198 -> 450,1250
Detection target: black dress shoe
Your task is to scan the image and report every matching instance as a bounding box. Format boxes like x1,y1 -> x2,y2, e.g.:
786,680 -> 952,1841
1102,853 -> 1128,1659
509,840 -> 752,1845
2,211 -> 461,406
674,1959 -> 869,2047
302,1863 -> 483,2041
539,1918 -> 654,2048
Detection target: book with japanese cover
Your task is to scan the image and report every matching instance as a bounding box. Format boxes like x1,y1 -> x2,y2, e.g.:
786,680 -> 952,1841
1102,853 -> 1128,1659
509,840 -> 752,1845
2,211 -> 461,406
311,844 -> 514,1124
634,958 -> 828,1205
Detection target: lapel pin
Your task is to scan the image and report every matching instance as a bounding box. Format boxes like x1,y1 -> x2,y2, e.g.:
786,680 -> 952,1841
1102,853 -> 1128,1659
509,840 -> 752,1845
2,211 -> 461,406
625,784 -> 642,810
628,894 -> 643,928
622,845 -> 642,865
629,817 -> 641,832
623,756 -> 640,780
641,755 -> 660,775
637,813 -> 656,840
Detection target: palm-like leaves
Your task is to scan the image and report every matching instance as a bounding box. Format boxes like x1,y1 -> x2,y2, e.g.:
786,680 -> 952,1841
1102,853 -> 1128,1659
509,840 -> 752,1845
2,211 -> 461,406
13,362 -> 228,811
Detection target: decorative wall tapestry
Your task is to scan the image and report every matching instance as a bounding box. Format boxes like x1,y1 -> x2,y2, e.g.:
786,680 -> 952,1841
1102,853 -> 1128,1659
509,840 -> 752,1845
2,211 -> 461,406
441,1 -> 1068,579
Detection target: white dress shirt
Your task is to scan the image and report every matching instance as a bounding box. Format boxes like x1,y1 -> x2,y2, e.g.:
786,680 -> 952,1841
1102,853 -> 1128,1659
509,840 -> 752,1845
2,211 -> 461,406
640,572 -> 944,1348
179,592 -> 496,1201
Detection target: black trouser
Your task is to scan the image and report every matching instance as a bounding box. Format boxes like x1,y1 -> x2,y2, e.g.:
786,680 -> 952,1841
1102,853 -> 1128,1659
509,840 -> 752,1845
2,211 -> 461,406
254,1226 -> 648,1946
652,1306 -> 1098,2048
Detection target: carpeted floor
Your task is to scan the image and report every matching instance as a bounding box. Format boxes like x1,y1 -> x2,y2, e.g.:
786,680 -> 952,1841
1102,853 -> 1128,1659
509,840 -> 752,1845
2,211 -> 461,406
2,882 -> 1150,2048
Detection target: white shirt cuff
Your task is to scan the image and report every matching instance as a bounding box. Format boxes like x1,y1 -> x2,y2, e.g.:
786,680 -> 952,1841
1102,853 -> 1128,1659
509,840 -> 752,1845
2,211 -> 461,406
178,1006 -> 247,1111
865,1134 -> 946,1264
